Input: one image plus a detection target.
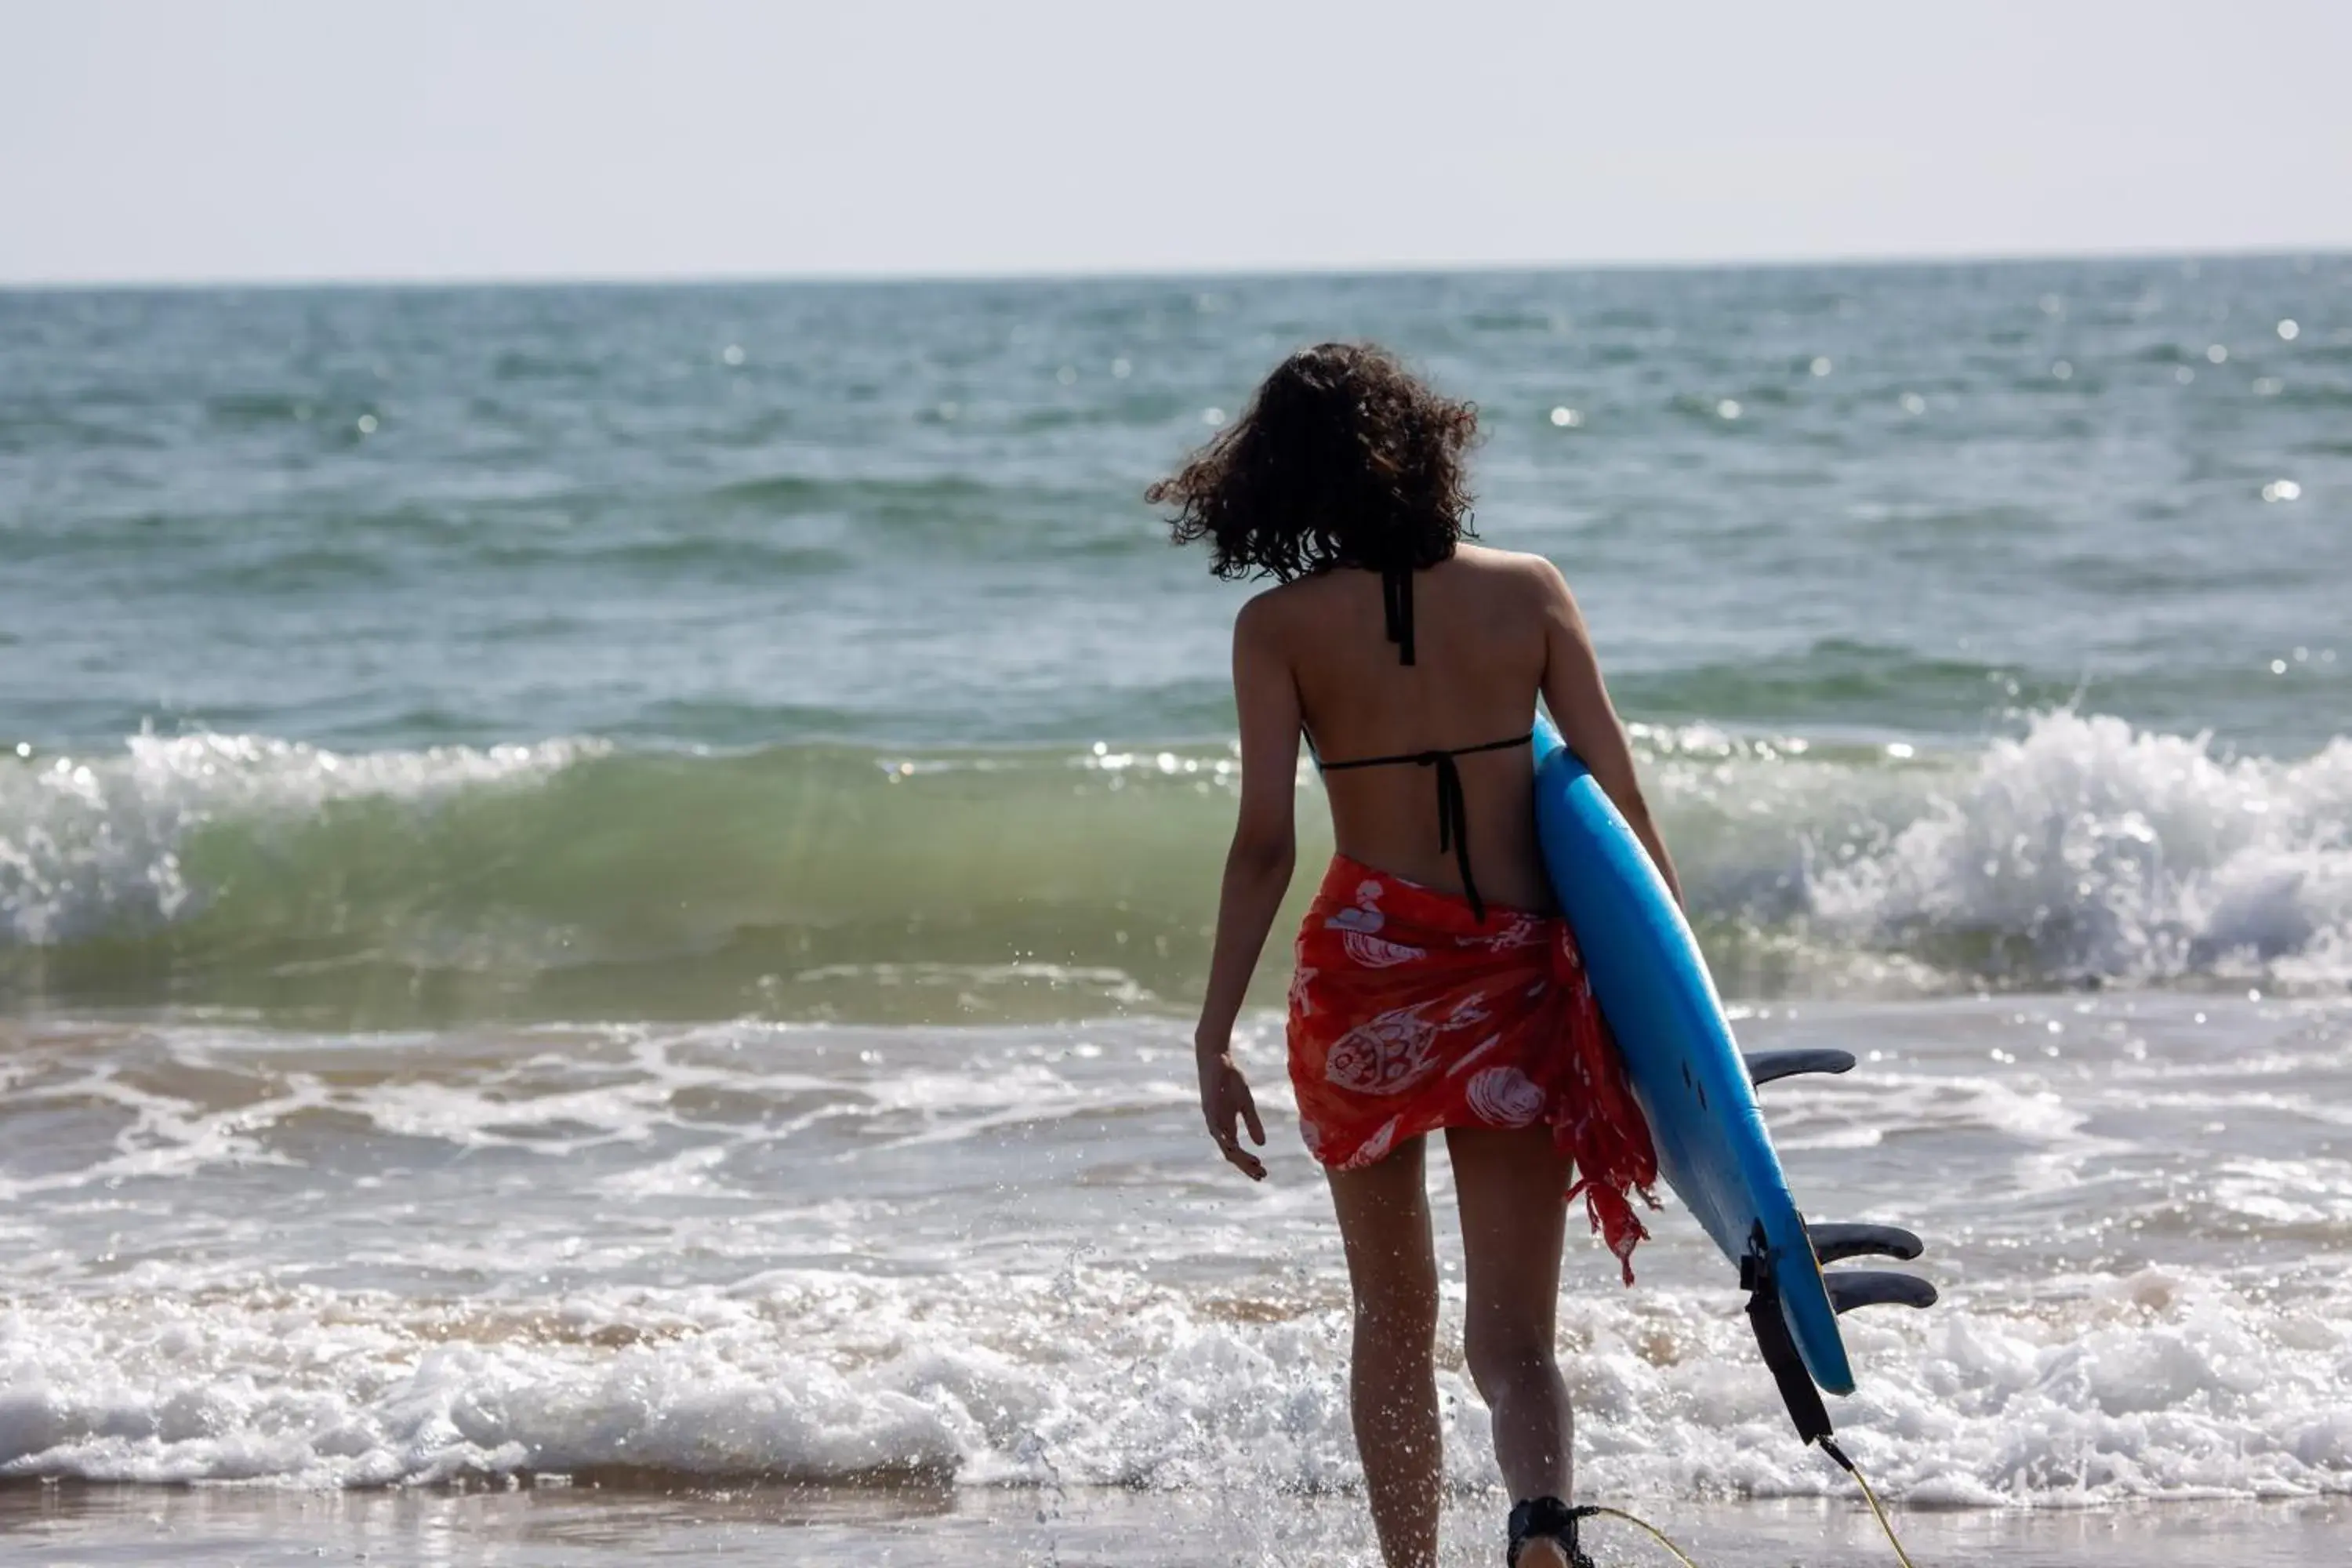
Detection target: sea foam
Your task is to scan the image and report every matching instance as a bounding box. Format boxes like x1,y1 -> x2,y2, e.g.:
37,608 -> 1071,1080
1,1263 -> 2346,1503
1797,712 -> 2352,987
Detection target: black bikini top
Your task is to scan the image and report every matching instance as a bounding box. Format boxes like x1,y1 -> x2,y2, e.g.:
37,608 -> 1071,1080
1309,564 -> 1531,922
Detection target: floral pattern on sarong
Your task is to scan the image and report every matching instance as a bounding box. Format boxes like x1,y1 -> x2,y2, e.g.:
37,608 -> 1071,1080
1323,1005 -> 1441,1096
1287,959 -> 1317,1020
1285,854 -> 1661,1281
1466,1065 -> 1546,1127
1343,931 -> 1427,968
1324,880 -> 1388,935
1338,1115 -> 1400,1171
1470,913 -> 1547,953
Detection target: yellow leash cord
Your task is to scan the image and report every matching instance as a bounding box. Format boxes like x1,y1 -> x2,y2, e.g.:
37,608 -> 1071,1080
1574,1439 -> 1919,1568
1818,1437 -> 1921,1568
1579,1504 -> 1706,1567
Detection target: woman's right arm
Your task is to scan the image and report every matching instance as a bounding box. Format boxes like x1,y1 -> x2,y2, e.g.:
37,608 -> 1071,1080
1191,593 -> 1300,1181
1534,559 -> 1684,906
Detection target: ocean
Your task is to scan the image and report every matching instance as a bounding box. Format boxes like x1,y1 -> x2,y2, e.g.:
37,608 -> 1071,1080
2,256 -> 2348,1564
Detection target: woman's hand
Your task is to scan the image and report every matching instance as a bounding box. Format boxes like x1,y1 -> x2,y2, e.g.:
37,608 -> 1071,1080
1196,1042 -> 1268,1181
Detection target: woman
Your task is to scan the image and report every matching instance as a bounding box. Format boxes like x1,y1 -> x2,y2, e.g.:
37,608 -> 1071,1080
1156,343 -> 1680,1568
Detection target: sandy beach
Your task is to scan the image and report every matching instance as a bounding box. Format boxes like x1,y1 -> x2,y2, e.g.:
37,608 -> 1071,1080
7,1483 -> 2349,1565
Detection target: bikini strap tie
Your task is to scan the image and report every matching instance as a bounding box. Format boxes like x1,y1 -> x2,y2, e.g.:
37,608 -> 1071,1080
1426,750 -> 1475,920
1314,732 -> 1531,924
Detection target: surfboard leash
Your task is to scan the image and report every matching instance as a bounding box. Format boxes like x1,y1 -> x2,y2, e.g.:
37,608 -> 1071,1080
1736,1239 -> 1926,1567
1817,1436 -> 1921,1568
1574,1460 -> 1918,1568
1575,1504 -> 1706,1567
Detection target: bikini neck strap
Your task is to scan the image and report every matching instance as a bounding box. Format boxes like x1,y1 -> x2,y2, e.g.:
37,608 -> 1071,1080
1381,564 -> 1415,666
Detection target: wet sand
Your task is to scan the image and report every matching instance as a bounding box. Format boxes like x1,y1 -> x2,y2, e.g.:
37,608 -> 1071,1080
4,1481 -> 2347,1566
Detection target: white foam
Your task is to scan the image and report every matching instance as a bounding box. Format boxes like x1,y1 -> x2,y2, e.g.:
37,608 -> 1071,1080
0,732 -> 600,946
2,1005 -> 2347,1504
1790,713 -> 2352,988
2,1262 -> 2347,1503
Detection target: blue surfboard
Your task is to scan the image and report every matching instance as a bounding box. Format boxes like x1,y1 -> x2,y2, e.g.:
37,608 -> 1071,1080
1530,718 -> 1857,1396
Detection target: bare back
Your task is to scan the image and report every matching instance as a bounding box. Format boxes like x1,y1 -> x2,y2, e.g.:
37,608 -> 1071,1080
1257,543 -> 1557,913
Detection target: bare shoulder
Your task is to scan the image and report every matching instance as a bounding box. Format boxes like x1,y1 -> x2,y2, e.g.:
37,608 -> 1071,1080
1454,543 -> 1569,603
1233,577 -> 1312,648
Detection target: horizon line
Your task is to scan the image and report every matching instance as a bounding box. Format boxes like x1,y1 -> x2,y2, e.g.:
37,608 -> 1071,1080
3,241 -> 2343,296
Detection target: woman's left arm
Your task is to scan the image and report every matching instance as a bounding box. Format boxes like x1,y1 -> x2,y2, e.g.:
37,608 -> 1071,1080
1192,595 -> 1300,1180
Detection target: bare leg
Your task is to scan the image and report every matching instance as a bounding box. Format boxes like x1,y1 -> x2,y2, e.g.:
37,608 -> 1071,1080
1447,1124 -> 1578,1566
1326,1134 -> 1442,1568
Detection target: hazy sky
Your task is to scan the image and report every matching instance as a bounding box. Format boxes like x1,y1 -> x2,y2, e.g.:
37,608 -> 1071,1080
5,0 -> 2347,285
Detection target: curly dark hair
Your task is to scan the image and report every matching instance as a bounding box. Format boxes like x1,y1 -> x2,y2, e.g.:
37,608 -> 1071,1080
1149,342 -> 1480,582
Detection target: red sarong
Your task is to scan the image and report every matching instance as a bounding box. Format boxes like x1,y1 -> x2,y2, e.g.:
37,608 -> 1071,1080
1286,855 -> 1660,1280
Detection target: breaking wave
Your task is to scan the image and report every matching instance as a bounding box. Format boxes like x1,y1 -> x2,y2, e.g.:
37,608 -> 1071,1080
2,713 -> 2347,1024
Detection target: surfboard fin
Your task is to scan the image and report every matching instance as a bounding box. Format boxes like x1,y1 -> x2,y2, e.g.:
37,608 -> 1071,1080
1743,1047 -> 1856,1086
1823,1270 -> 1939,1314
1806,1221 -> 1924,1265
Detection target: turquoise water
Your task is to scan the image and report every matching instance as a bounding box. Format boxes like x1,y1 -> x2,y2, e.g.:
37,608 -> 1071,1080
2,262 -> 2350,1541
